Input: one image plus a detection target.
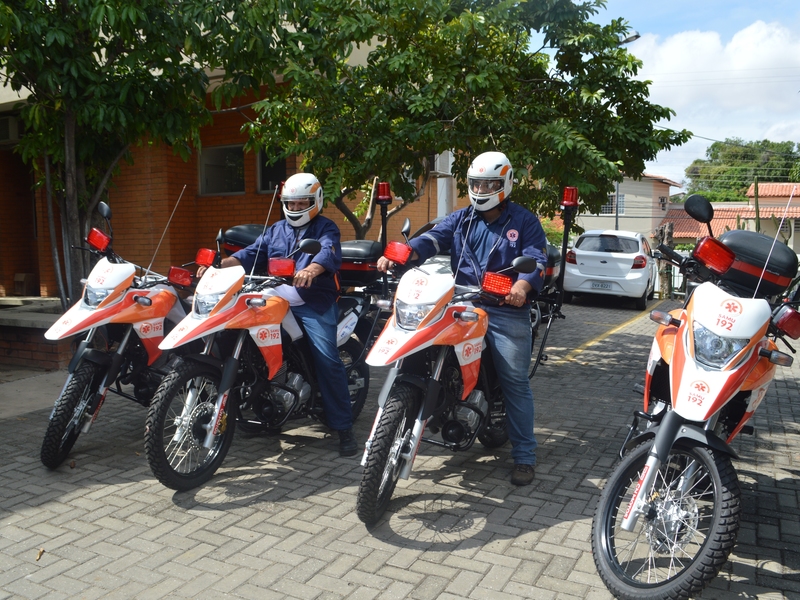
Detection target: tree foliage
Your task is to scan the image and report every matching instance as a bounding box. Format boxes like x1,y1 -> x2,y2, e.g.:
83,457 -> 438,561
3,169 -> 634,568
0,0 -> 286,301
684,138 -> 800,203
246,0 -> 690,238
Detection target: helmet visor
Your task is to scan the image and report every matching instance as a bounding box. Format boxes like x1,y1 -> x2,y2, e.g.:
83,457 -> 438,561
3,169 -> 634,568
282,197 -> 314,211
469,177 -> 504,197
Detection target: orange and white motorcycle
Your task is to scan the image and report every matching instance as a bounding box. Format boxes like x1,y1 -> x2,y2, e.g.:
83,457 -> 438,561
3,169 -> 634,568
592,193 -> 800,600
41,201 -> 192,468
355,226 -> 537,526
143,240 -> 370,491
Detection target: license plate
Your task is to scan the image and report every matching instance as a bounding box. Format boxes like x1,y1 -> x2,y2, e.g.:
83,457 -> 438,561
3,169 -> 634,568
591,282 -> 612,290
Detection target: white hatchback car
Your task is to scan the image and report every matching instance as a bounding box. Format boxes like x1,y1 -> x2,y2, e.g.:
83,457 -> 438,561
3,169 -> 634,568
563,230 -> 657,310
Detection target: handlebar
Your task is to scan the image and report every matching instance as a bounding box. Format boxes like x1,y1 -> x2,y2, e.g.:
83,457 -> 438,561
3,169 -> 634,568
657,244 -> 685,266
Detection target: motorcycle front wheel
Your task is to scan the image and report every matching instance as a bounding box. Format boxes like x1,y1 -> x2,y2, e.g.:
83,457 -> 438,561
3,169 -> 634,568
356,383 -> 420,526
41,361 -> 103,469
592,441 -> 741,600
144,360 -> 234,491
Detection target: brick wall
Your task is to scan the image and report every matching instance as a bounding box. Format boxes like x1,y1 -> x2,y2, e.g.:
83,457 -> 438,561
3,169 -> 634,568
0,326 -> 72,370
0,149 -> 39,297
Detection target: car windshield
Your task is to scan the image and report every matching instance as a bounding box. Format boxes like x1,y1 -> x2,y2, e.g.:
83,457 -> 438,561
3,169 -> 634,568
577,235 -> 638,253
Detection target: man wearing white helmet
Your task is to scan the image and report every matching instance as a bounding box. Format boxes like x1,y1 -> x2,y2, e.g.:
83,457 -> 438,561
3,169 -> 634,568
199,172 -> 359,457
377,151 -> 547,485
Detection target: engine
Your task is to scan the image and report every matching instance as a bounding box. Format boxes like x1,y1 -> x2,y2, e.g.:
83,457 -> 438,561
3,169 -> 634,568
441,389 -> 488,444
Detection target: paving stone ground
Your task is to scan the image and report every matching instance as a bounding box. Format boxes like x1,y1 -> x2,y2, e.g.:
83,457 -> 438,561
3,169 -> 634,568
1,295 -> 799,599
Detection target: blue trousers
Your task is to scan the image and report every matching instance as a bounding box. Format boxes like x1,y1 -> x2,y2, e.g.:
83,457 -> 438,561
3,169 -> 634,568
482,305 -> 537,465
291,303 -> 353,431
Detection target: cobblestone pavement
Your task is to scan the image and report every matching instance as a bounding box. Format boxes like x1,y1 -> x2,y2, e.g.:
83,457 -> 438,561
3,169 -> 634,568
1,296 -> 799,599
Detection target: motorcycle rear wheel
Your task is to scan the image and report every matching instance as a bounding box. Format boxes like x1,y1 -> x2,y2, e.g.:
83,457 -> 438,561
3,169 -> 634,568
41,361 -> 102,469
592,441 -> 740,600
356,383 -> 419,526
339,338 -> 369,421
144,360 -> 234,491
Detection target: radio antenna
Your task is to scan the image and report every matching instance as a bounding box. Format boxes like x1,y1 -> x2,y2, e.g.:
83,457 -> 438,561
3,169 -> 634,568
753,185 -> 796,298
250,183 -> 283,279
145,184 -> 186,278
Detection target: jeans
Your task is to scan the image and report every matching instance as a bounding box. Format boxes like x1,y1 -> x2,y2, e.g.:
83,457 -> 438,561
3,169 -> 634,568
482,305 -> 537,465
291,303 -> 353,431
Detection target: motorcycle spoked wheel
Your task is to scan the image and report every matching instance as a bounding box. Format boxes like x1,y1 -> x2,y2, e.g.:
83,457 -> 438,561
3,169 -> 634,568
339,338 -> 369,421
356,383 -> 420,526
144,360 -> 235,491
592,441 -> 741,600
41,361 -> 103,469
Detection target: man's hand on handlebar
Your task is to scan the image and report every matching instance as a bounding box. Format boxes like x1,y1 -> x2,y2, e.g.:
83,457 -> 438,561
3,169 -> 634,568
502,280 -> 532,308
196,256 -> 241,279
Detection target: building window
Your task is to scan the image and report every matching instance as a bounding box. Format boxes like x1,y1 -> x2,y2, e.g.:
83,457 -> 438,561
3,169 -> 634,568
598,194 -> 624,215
259,151 -> 287,193
199,145 -> 245,195
659,196 -> 667,211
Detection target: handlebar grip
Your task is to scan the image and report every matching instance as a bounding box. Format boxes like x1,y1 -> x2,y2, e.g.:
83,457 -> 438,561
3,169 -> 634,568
658,244 -> 684,265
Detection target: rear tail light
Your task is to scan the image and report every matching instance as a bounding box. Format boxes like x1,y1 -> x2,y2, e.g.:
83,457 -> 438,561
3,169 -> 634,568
481,272 -> 513,296
269,258 -> 295,277
384,241 -> 412,265
168,266 -> 193,287
774,305 -> 800,339
566,250 -> 577,265
195,248 -> 217,267
631,255 -> 647,269
86,228 -> 111,252
693,237 -> 735,275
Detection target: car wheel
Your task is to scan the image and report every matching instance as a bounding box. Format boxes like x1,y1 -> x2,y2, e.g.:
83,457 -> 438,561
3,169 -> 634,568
635,289 -> 647,310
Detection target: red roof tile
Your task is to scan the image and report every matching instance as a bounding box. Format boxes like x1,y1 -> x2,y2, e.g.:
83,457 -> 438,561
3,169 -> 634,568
745,183 -> 800,198
662,205 -> 800,239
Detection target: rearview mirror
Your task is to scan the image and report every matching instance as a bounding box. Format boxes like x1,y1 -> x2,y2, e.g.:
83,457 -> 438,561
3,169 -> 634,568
684,194 -> 713,224
299,239 -> 321,255
511,256 -> 537,274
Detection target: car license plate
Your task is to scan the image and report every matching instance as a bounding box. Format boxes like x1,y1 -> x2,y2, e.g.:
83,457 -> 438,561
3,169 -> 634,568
591,282 -> 612,290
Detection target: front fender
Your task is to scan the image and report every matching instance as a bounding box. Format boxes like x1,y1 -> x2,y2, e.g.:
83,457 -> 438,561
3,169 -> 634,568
622,412 -> 738,460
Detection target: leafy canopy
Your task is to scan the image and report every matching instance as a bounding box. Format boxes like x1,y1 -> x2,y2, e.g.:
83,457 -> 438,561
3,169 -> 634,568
685,138 -> 800,203
246,0 -> 690,236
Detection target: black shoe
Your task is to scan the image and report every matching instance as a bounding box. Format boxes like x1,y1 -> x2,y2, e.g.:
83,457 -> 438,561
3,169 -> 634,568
511,463 -> 535,486
338,429 -> 359,457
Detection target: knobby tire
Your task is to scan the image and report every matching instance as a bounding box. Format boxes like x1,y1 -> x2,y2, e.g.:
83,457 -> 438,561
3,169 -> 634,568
592,441 -> 741,600
144,360 -> 234,491
356,384 -> 419,526
41,361 -> 103,469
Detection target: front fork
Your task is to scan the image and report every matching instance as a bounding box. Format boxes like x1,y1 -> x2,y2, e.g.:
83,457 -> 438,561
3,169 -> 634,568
361,347 -> 448,480
79,325 -> 133,433
203,331 -> 245,449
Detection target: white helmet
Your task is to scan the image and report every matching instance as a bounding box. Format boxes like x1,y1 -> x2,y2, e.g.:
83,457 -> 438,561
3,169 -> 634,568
281,173 -> 323,228
467,151 -> 513,212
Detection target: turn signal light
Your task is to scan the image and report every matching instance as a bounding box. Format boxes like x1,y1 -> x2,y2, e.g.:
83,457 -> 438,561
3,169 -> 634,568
384,241 -> 412,265
168,266 -> 193,287
693,237 -> 735,275
774,304 -> 800,339
269,258 -> 295,277
86,228 -> 111,252
195,248 -> 217,267
481,272 -> 513,296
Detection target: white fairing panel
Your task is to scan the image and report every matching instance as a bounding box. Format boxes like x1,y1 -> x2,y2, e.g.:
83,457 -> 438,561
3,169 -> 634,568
395,262 -> 454,305
690,282 -> 770,339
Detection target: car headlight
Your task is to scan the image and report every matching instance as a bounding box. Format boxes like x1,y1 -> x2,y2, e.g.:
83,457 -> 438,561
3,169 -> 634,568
395,299 -> 439,330
194,292 -> 226,317
84,285 -> 111,308
693,321 -> 748,368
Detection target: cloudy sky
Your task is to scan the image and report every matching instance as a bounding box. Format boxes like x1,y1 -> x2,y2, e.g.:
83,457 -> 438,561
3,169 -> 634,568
595,0 -> 800,189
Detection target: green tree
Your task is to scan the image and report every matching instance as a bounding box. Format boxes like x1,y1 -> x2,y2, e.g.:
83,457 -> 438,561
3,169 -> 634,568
246,0 -> 690,238
684,138 -> 800,203
0,0 -> 286,304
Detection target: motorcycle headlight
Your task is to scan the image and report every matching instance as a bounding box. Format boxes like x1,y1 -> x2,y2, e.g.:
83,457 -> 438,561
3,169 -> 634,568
194,292 -> 226,317
84,285 -> 111,308
395,299 -> 440,330
693,321 -> 749,369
